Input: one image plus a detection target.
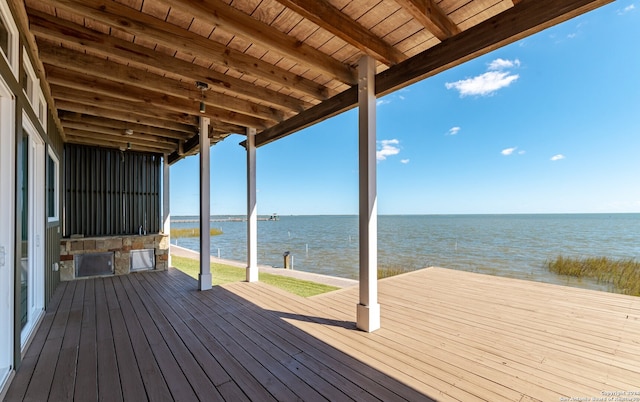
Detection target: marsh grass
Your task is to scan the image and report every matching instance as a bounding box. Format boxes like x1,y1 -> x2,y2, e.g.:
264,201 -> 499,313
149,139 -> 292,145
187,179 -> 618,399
378,267 -> 407,279
170,228 -> 223,238
171,255 -> 339,297
547,256 -> 640,296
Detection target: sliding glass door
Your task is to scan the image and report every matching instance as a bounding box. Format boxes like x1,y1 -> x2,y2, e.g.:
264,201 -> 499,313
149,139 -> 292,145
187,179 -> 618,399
19,115 -> 44,348
0,77 -> 15,389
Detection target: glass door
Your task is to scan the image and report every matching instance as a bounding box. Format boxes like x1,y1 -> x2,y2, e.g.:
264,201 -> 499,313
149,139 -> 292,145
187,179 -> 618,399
19,115 -> 45,348
0,77 -> 15,389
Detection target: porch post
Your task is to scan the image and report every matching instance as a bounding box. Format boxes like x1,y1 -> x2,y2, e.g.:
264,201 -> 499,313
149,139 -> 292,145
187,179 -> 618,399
163,154 -> 171,267
246,127 -> 258,282
198,116 -> 212,291
356,55 -> 380,332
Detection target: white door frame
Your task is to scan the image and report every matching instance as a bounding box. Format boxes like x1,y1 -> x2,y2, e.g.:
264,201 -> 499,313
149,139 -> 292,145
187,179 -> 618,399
20,112 -> 45,349
0,73 -> 16,393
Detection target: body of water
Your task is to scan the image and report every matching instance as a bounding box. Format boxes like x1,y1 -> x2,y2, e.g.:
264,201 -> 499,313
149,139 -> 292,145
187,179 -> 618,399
171,214 -> 640,292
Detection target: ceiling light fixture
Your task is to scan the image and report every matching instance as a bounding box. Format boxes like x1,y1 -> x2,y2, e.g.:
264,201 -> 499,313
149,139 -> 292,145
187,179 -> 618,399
125,128 -> 133,135
196,81 -> 209,113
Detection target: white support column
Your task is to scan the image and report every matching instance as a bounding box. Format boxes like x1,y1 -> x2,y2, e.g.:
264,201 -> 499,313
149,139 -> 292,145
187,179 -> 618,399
198,117 -> 212,291
163,154 -> 171,267
246,127 -> 258,282
356,55 -> 380,332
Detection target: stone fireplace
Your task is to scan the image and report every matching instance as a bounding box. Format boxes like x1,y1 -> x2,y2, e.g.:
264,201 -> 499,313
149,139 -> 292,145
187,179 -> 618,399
59,234 -> 169,281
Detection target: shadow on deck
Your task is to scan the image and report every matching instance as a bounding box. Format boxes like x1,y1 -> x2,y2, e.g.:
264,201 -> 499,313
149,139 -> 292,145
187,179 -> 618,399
5,266 -> 640,401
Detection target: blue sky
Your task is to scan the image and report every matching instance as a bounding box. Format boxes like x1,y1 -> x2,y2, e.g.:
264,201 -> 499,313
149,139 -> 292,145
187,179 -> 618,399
171,1 -> 640,216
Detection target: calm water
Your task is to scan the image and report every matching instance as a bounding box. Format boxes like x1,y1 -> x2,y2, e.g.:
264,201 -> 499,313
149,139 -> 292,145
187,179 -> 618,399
172,214 -> 640,292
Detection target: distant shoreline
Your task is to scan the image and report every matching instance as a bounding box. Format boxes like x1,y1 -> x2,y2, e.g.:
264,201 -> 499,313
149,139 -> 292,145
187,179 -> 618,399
172,212 -> 640,219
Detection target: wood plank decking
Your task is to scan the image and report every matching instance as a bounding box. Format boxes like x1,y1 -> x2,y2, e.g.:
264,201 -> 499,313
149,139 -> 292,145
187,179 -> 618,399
4,267 -> 640,401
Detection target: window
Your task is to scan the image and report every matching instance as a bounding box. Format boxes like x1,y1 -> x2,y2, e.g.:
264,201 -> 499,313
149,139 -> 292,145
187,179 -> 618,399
0,15 -> 8,56
22,50 -> 47,129
22,51 -> 36,105
37,91 -> 47,128
0,0 -> 18,77
47,148 -> 59,222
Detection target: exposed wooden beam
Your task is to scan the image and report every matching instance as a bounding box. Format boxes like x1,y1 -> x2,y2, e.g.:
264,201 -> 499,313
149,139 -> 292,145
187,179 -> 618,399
54,99 -> 197,130
39,49 -> 285,123
168,134 -> 200,164
58,113 -> 191,140
56,110 -> 198,137
253,0 -> 612,147
251,87 -> 357,147
28,8 -> 313,113
155,0 -> 356,83
61,121 -> 180,148
394,0 -> 460,40
51,84 -> 199,125
64,134 -> 173,153
63,132 -> 177,154
50,82 -> 269,129
39,0 -> 332,100
274,0 -> 406,65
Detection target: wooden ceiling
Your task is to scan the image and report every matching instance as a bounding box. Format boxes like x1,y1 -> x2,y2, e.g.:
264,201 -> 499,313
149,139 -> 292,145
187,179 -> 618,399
17,0 -> 610,162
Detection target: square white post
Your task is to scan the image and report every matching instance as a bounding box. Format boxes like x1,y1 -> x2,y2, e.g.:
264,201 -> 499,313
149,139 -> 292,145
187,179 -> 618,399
163,154 -> 171,267
198,117 -> 212,291
246,127 -> 258,282
356,55 -> 380,332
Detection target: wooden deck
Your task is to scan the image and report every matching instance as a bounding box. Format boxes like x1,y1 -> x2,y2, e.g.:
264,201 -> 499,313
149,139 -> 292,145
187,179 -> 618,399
5,267 -> 640,401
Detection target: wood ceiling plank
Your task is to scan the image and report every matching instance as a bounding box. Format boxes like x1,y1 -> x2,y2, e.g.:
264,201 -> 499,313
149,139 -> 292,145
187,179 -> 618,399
155,0 -> 357,84
52,87 -> 199,126
50,82 -> 272,130
64,133 -> 175,153
270,6 -> 303,34
39,47 -> 286,123
55,101 -> 199,133
61,122 -> 178,148
58,113 -> 191,140
274,0 -> 405,65
455,0 -> 511,31
394,0 -> 461,40
28,9 -> 313,112
40,0 -> 333,100
248,0 -> 285,25
253,0 -> 612,147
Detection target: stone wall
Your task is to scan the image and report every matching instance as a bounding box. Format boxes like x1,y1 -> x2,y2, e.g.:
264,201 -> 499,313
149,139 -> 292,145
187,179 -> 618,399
59,234 -> 169,281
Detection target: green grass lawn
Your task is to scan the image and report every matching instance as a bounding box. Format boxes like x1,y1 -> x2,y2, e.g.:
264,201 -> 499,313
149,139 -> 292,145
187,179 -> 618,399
171,255 -> 339,297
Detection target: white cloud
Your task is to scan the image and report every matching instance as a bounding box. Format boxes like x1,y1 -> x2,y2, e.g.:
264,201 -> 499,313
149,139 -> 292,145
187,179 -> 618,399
446,71 -> 519,97
501,147 -> 517,156
488,58 -> 520,70
618,4 -> 635,14
446,58 -> 521,97
518,150 -> 526,155
550,154 -> 565,161
377,99 -> 391,106
377,139 -> 400,161
401,159 -> 410,164
447,126 -> 461,136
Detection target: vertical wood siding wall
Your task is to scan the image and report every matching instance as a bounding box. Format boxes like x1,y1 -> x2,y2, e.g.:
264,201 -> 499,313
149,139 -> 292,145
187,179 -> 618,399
64,144 -> 161,237
45,117 -> 63,307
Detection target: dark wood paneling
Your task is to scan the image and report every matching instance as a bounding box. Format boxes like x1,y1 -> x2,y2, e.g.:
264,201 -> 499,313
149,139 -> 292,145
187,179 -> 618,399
45,118 -> 63,307
64,144 -> 161,237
